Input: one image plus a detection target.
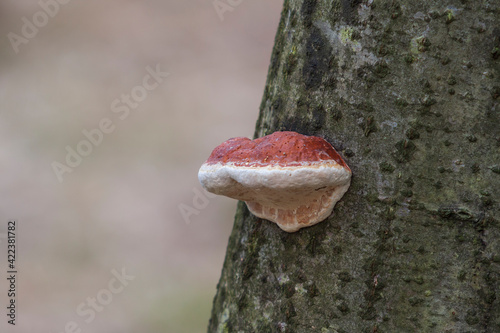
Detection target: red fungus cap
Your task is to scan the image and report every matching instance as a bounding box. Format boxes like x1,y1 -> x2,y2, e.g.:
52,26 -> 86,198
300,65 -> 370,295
205,132 -> 350,169
198,131 -> 352,232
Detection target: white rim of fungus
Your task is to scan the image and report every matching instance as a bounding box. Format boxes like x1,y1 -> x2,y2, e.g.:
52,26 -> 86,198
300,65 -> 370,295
198,161 -> 351,191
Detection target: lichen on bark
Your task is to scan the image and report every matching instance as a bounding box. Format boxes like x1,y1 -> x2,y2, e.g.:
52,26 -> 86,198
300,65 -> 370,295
209,0 -> 500,332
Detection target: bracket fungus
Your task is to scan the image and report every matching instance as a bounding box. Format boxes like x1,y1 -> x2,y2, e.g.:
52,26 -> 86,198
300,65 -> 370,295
198,131 -> 352,232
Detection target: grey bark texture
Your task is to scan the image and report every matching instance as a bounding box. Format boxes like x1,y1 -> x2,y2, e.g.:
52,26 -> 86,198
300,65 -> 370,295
208,0 -> 500,332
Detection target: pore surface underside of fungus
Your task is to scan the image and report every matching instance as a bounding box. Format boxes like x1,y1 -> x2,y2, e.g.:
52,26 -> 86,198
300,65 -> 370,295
198,131 -> 352,232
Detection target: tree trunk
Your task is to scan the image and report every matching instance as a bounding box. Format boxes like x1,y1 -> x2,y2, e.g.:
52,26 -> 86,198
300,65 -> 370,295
208,0 -> 500,332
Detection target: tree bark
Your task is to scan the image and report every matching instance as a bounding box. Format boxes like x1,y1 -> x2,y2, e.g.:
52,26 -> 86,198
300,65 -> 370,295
208,0 -> 500,332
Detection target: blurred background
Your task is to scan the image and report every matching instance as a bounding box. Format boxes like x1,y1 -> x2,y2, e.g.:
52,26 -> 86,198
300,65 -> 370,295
0,1 -> 282,332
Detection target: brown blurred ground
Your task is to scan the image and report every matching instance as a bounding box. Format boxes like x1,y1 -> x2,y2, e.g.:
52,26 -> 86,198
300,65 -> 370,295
0,1 -> 282,332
